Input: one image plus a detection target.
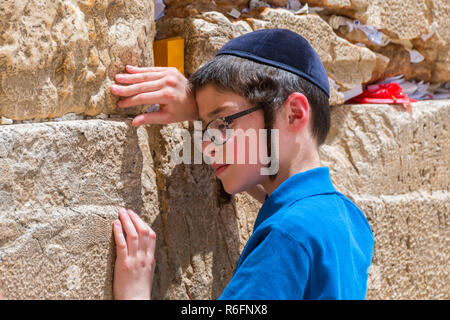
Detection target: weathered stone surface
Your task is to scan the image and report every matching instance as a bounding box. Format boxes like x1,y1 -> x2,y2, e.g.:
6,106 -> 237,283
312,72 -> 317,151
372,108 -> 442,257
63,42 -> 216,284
0,206 -> 117,299
0,119 -> 146,299
310,0 -> 450,82
161,0 -> 293,18
321,100 -> 449,196
163,0 -> 250,18
164,0 -> 249,6
332,22 -> 449,83
0,0 -> 154,121
320,100 -> 450,299
411,33 -> 450,83
310,0 -> 434,40
0,120 -> 145,211
355,191 -> 449,300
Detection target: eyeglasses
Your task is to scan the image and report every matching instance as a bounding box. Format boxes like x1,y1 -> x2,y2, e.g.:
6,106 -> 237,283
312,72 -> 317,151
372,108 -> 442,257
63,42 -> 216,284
202,105 -> 263,145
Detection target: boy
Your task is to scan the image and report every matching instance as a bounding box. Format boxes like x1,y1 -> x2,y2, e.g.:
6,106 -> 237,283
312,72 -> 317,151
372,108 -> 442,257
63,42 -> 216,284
110,29 -> 374,299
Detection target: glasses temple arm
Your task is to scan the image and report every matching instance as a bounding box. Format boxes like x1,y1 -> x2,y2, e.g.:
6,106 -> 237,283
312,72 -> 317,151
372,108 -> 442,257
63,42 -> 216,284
223,105 -> 264,122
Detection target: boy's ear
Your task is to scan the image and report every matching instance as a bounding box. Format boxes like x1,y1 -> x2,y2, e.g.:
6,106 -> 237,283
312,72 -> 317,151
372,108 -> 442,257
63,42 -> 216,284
284,92 -> 310,132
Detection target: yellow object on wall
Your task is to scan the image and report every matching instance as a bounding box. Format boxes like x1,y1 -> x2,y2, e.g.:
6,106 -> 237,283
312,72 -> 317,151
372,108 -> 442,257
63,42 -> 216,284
153,36 -> 185,75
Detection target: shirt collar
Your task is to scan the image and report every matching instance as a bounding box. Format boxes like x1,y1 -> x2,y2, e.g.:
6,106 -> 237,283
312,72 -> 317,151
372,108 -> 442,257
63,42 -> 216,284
254,166 -> 337,230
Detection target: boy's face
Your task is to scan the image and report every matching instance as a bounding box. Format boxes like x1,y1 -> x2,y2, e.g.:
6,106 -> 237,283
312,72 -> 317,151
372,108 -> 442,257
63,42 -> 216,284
197,84 -> 273,195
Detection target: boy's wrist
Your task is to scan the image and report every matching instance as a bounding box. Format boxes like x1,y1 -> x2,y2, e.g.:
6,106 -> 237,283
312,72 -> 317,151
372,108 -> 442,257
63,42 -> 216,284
114,289 -> 151,300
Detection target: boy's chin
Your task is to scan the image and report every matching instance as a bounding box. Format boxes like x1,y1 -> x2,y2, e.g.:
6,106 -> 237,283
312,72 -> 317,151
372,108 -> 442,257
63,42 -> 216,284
218,163 -> 264,195
220,175 -> 247,195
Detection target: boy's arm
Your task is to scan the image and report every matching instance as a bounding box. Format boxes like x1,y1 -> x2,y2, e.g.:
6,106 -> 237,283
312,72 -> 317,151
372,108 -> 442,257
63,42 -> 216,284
246,184 -> 267,204
110,65 -> 198,126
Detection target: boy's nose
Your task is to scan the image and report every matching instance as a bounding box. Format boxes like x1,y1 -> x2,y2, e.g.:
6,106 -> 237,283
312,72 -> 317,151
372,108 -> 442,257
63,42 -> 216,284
202,140 -> 216,157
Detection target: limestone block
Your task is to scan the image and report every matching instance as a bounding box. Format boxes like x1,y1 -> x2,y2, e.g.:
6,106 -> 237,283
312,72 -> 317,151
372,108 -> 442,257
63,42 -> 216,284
163,0 -> 249,18
163,0 -> 249,6
309,0 -> 450,82
0,119 -> 149,299
320,100 -> 449,196
162,0 -> 288,10
305,0 -> 351,9
334,23 -> 449,83
305,0 -> 431,39
411,33 -> 450,83
265,0 -> 289,6
0,206 -> 117,299
0,0 -> 154,121
356,192 -> 449,300
0,120 -> 145,211
319,100 -> 450,299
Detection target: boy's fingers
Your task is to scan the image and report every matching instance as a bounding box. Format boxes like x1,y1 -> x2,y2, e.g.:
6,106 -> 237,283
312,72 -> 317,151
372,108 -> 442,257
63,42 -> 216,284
131,111 -> 171,127
125,65 -> 169,73
116,91 -> 170,109
110,80 -> 165,97
114,71 -> 165,85
113,220 -> 128,259
118,208 -> 138,256
127,210 -> 154,253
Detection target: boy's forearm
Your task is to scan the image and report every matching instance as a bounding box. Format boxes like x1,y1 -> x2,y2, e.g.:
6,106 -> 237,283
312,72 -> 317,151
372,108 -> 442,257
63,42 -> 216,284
246,184 -> 267,204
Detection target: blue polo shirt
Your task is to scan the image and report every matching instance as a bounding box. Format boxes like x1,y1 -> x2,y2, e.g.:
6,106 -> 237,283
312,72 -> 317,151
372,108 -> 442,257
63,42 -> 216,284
218,166 -> 374,300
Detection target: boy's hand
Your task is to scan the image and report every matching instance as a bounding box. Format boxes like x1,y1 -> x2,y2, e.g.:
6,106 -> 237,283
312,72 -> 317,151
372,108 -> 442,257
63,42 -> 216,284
113,208 -> 156,300
110,65 -> 198,127
246,184 -> 267,204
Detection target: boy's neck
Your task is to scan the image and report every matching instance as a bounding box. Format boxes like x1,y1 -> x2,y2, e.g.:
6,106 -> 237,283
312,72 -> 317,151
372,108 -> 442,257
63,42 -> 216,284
261,147 -> 322,196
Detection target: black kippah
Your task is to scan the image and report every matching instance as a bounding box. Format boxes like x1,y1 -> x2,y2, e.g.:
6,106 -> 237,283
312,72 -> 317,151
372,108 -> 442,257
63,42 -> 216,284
216,28 -> 330,98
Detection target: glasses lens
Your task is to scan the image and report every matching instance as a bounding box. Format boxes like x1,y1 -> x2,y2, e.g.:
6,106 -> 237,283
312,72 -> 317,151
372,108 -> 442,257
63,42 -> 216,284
205,119 -> 229,145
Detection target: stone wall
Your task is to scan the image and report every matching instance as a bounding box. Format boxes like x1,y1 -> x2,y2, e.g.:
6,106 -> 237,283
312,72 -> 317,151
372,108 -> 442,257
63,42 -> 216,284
0,0 -> 448,299
321,101 -> 449,299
